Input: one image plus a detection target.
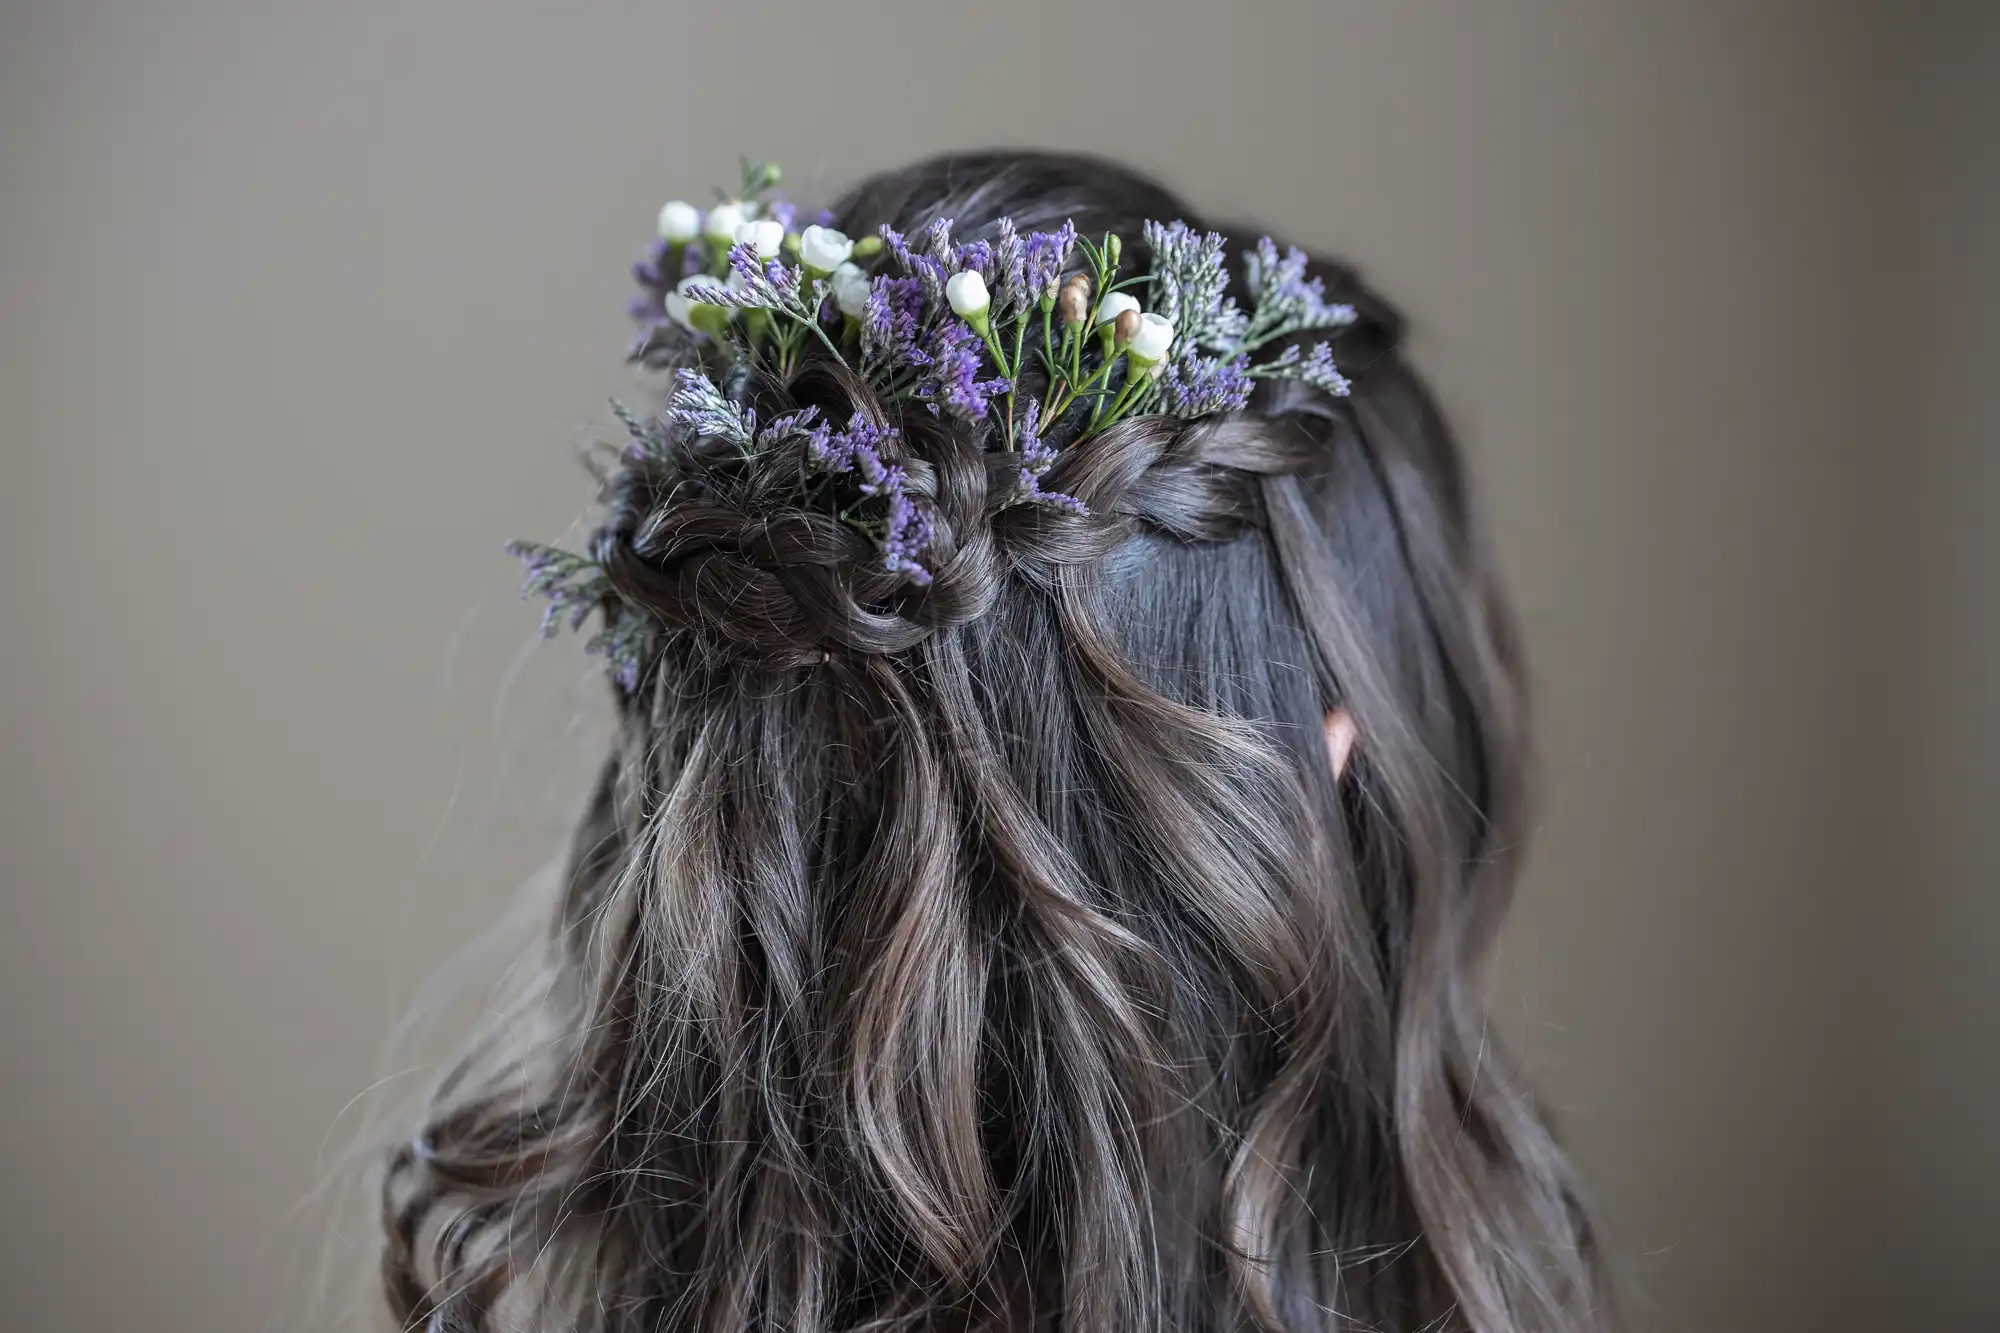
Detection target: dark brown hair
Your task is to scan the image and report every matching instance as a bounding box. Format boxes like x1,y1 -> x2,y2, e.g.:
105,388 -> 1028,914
382,151 -> 1611,1333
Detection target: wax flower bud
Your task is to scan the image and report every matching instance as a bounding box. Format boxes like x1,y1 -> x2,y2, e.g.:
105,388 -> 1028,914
798,225 -> 854,277
946,269 -> 992,334
850,234 -> 885,259
830,262 -> 870,318
1058,275 -> 1091,325
1093,291 -> 1140,328
1125,312 -> 1176,365
1112,308 -> 1142,347
656,200 -> 700,244
735,218 -> 785,260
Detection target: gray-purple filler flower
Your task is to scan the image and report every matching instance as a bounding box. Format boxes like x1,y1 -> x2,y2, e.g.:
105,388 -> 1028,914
915,317 -> 1010,423
805,415 -> 938,585
1010,399 -> 1087,514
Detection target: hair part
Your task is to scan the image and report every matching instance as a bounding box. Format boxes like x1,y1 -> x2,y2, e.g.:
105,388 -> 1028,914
383,151 -> 1612,1333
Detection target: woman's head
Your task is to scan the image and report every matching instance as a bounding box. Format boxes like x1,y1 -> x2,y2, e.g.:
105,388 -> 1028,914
384,151 -> 1608,1332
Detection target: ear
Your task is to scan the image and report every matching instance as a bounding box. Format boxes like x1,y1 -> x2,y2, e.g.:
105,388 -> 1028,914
1324,709 -> 1358,781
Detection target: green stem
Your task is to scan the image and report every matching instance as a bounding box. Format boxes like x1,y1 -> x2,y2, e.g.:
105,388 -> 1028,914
1108,364 -> 1156,421
784,307 -> 847,366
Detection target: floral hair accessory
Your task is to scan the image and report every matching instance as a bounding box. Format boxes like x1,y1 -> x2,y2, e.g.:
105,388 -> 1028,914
517,158 -> 1359,682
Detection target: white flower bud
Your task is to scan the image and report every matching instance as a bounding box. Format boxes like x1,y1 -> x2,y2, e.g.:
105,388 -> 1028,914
830,262 -> 870,318
704,201 -> 748,243
656,200 -> 700,244
1126,312 -> 1176,364
946,269 -> 991,320
1093,292 -> 1140,327
799,225 -> 854,275
735,218 -> 785,260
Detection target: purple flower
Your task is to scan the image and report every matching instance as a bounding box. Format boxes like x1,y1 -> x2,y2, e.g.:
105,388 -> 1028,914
1011,398 -> 1087,514
881,490 -> 936,585
1158,355 -> 1254,416
1267,341 -> 1352,396
881,222 -> 952,306
952,239 -> 995,281
1022,222 -> 1077,303
807,416 -> 897,475
990,218 -> 1026,312
765,198 -> 798,231
665,368 -> 757,445
1246,236 -> 1357,333
506,540 -> 608,637
804,415 -> 938,585
861,275 -> 927,370
1146,219 -> 1245,351
757,406 -> 823,446
680,243 -> 806,313
914,318 -> 1009,423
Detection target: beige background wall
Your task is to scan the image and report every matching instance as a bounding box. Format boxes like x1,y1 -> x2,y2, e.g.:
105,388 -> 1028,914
1,2 -> 1989,1330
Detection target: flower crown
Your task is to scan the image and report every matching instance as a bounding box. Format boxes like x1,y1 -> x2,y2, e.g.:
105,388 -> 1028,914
512,158 -> 1358,685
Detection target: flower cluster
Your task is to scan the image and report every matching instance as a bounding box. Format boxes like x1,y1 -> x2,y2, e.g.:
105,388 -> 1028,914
502,540 -> 652,690
522,158 -> 1362,680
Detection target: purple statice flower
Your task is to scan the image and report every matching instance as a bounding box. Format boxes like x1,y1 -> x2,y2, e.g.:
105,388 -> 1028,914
881,489 -> 936,585
952,239 -> 995,282
505,540 -> 609,637
812,207 -> 836,229
1145,218 -> 1246,353
764,198 -> 798,232
609,398 -> 670,461
665,368 -> 757,446
680,243 -> 805,313
807,416 -> 897,476
989,218 -> 1026,313
1021,221 -> 1078,304
881,223 -> 950,308
1010,398 -> 1087,514
861,275 -> 928,371
914,317 -> 1009,424
587,611 -> 651,693
1157,354 -> 1254,417
506,540 -> 652,690
1257,341 -> 1352,397
757,406 -> 823,446
804,415 -> 937,585
918,216 -> 954,262
1244,236 -> 1359,339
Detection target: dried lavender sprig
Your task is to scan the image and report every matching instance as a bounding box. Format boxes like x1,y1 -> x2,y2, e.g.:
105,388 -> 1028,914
1241,236 -> 1358,349
609,398 -> 670,460
804,414 -> 940,583
861,275 -> 928,375
665,368 -> 757,448
1008,398 -> 1088,513
680,243 -> 806,314
586,611 -> 652,693
1021,222 -> 1077,304
506,540 -> 609,637
1157,354 -> 1254,417
1250,341 -> 1352,396
1144,220 -> 1247,354
915,317 -> 1010,424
